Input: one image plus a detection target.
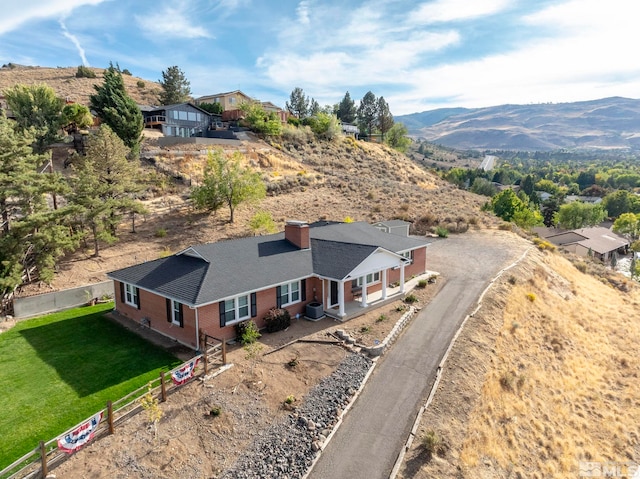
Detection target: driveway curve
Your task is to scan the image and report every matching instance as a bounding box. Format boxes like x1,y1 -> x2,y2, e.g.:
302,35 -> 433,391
308,230 -> 528,479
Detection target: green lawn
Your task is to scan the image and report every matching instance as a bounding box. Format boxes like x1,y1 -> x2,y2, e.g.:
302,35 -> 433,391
0,303 -> 182,469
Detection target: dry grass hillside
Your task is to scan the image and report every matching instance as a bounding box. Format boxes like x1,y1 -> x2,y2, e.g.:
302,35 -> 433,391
0,65 -> 161,105
399,248 -> 640,479
32,133 -> 497,293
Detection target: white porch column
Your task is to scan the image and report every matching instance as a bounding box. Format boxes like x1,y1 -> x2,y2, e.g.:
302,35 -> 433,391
400,264 -> 406,294
338,280 -> 346,317
381,270 -> 388,300
361,276 -> 368,308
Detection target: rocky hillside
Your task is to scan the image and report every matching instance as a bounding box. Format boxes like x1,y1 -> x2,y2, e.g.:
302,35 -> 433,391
396,97 -> 640,151
0,64 -> 161,106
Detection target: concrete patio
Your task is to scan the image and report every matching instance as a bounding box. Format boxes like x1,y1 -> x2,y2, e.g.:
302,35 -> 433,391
324,271 -> 439,321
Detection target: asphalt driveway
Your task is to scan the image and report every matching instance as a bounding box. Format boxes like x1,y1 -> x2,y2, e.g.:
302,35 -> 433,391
308,230 -> 527,479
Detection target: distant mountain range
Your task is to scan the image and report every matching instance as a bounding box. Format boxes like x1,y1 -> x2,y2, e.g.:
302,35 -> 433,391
395,97 -> 640,151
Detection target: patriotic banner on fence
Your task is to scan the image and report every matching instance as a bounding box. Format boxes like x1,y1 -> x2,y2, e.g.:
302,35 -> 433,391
172,357 -> 200,385
57,411 -> 103,454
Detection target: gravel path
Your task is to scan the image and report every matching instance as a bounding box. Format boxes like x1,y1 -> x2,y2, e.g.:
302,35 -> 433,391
221,353 -> 372,479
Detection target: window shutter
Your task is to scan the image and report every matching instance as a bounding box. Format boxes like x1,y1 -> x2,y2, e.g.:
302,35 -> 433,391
120,282 -> 125,303
276,286 -> 282,308
178,303 -> 184,328
301,279 -> 306,301
166,298 -> 171,323
251,292 -> 257,318
135,288 -> 141,309
219,301 -> 226,327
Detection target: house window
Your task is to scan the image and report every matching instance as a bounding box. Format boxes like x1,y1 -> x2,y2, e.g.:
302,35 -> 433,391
401,250 -> 414,263
357,272 -> 380,286
196,113 -> 201,122
124,283 -> 138,307
171,300 -> 183,326
224,295 -> 250,324
279,281 -> 300,306
229,97 -> 236,105
187,112 -> 196,121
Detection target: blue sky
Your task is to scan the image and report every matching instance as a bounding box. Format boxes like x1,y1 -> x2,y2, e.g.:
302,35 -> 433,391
1,0 -> 638,115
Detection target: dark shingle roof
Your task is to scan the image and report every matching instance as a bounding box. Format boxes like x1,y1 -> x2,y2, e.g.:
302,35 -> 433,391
108,222 -> 430,306
311,240 -> 377,279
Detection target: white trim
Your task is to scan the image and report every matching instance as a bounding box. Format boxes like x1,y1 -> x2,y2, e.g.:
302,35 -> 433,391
171,300 -> 182,326
279,280 -> 301,307
222,294 -> 251,325
177,247 -> 209,262
124,283 -> 138,307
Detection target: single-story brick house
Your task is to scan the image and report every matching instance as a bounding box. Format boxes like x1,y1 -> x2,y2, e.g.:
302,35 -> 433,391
107,220 -> 430,350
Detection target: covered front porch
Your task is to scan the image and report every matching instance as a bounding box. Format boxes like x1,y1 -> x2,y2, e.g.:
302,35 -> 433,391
324,271 -> 438,321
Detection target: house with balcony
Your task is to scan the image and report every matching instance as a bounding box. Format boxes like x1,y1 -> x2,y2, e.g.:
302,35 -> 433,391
141,103 -> 212,137
108,220 -> 431,349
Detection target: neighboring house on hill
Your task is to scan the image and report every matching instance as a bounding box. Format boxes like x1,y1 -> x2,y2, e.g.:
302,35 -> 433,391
342,123 -> 360,138
565,195 -> 603,204
261,101 -> 289,123
141,103 -> 212,138
108,220 -> 431,349
194,90 -> 253,111
535,226 -> 629,262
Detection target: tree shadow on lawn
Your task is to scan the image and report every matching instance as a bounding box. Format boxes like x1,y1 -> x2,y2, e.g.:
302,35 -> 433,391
19,310 -> 180,397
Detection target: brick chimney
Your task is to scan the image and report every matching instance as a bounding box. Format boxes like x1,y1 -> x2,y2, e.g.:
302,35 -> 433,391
285,220 -> 310,249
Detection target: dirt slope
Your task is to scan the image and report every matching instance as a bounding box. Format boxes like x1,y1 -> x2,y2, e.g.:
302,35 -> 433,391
398,248 -> 640,479
0,65 -> 161,105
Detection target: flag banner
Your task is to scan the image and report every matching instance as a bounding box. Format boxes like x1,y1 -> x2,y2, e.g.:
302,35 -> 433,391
58,412 -> 103,454
171,358 -> 200,385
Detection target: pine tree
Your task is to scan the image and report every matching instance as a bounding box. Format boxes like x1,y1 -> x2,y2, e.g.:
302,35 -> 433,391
309,98 -> 321,116
158,65 -> 192,105
0,113 -> 76,291
90,63 -> 143,157
4,83 -> 65,153
285,87 -> 309,119
337,91 -> 356,123
69,125 -> 145,256
376,96 -> 394,140
357,91 -> 377,136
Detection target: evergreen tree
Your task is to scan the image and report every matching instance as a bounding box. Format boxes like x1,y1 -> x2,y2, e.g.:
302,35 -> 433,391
357,91 -> 377,136
337,91 -> 356,123
309,98 -> 321,116
191,149 -> 266,223
0,113 -> 76,291
521,174 -> 535,197
285,87 -> 309,118
90,63 -> 143,156
68,125 -> 145,256
158,65 -> 192,105
376,96 -> 394,140
4,83 -> 64,153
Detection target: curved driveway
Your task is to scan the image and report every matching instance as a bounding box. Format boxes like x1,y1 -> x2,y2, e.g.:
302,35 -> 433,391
308,231 -> 526,479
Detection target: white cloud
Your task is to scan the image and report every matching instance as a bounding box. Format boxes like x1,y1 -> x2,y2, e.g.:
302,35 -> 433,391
135,6 -> 213,40
59,20 -> 89,66
297,0 -> 311,25
0,0 -> 106,35
411,0 -> 511,24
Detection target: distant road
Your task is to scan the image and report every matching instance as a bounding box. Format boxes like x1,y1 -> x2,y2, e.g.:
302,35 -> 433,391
308,232 -> 525,479
480,154 -> 496,171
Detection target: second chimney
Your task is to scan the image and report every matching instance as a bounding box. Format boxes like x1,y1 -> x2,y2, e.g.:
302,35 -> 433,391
285,220 -> 310,249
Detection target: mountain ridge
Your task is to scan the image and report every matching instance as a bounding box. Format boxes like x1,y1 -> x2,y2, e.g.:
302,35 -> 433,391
396,96 -> 640,151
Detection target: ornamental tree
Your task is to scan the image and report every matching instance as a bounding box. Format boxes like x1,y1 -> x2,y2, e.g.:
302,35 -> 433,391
191,149 -> 266,223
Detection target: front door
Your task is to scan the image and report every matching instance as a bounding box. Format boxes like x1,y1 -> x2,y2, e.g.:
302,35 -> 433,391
330,281 -> 338,306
